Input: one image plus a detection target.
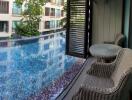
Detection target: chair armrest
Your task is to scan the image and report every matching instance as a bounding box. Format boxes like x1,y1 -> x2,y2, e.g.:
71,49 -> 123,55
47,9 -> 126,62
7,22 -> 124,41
87,62 -> 115,78
72,72 -> 132,100
116,36 -> 125,46
104,41 -> 114,44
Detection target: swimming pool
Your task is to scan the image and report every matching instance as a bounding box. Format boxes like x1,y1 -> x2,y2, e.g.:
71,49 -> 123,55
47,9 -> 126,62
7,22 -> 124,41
0,32 -> 84,100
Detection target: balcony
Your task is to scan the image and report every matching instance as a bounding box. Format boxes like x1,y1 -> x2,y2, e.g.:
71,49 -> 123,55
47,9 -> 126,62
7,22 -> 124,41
57,0 -> 132,99
0,0 -> 132,99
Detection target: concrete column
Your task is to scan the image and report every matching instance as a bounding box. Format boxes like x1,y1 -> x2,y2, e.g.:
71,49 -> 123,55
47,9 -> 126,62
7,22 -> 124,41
9,0 -> 13,35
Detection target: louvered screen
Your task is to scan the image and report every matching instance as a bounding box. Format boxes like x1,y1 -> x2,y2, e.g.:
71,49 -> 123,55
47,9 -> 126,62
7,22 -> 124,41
66,0 -> 92,58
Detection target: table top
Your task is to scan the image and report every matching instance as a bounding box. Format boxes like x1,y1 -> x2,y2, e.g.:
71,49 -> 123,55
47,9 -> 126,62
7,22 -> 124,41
89,44 -> 122,58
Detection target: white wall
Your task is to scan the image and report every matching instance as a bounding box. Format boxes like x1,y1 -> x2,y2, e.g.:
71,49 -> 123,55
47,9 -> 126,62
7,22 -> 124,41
0,0 -> 64,37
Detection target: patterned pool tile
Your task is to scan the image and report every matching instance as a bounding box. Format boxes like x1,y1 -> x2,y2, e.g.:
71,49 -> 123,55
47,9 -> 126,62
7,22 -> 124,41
28,59 -> 85,100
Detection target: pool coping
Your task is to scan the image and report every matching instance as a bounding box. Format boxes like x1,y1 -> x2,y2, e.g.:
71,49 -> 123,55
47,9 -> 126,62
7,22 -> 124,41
0,30 -> 66,43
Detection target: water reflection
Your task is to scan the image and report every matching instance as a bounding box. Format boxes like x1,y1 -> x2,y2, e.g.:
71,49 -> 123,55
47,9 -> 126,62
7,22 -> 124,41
0,32 -> 78,100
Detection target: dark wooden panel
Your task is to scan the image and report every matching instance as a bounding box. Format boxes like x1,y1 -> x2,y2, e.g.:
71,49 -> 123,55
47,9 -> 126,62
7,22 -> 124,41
66,0 -> 92,58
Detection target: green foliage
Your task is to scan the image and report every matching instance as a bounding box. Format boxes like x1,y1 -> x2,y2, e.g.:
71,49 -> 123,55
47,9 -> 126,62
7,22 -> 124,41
15,0 -> 47,37
60,2 -> 67,28
60,1 -> 84,29
60,2 -> 77,28
15,21 -> 40,36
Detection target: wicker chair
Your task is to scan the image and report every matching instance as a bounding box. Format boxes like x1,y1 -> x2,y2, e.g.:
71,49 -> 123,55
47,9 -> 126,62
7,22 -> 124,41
104,33 -> 125,46
72,48 -> 132,100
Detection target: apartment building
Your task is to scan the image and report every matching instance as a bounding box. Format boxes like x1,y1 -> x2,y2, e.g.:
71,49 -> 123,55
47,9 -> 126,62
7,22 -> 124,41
0,0 -> 64,37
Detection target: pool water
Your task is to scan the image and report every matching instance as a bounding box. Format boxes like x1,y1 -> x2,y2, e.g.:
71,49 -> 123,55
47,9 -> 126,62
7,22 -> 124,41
0,32 -> 83,100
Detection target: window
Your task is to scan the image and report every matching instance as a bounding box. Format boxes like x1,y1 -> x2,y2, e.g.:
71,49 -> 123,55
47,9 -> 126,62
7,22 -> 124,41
61,10 -> 64,17
45,21 -> 50,29
56,20 -> 61,28
56,0 -> 64,6
50,20 -> 55,28
45,7 -> 50,16
12,21 -> 20,32
0,21 -> 8,32
45,21 -> 56,29
12,2 -> 22,15
56,9 -> 61,17
56,0 -> 61,5
50,0 -> 56,4
61,0 -> 64,6
44,36 -> 49,40
51,8 -> 55,16
0,1 -> 9,14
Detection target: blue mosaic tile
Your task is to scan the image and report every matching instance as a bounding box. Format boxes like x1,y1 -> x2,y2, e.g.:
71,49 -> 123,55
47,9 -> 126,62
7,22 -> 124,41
0,33 -> 85,100
0,52 -> 7,61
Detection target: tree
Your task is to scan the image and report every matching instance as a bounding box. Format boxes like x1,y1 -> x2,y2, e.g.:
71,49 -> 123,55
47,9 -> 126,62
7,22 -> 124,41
60,1 -> 79,29
15,0 -> 47,37
60,2 -> 67,28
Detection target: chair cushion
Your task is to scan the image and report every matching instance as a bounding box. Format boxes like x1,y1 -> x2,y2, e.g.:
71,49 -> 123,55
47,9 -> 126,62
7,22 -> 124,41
82,75 -> 114,91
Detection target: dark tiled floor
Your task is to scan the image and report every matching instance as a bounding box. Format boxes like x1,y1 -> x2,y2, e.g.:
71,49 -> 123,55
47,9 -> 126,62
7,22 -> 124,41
57,58 -> 95,100
28,59 -> 85,100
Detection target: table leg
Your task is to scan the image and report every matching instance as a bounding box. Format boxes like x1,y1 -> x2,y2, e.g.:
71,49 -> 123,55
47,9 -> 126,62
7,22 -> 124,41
97,58 -> 104,62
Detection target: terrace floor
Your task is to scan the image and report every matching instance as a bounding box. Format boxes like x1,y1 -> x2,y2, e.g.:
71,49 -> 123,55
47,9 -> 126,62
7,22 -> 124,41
57,58 -> 96,100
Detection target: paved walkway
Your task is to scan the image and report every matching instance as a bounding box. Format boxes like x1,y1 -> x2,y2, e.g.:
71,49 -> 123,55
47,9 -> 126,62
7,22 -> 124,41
57,58 -> 95,100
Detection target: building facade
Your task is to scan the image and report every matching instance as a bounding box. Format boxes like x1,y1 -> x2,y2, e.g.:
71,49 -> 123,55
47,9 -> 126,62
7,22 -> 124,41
0,0 -> 64,37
